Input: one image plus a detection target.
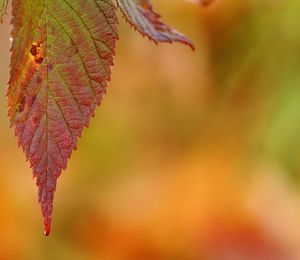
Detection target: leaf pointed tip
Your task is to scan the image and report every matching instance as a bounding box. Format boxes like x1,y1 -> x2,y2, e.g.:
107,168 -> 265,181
41,207 -> 52,236
44,222 -> 51,236
183,39 -> 195,51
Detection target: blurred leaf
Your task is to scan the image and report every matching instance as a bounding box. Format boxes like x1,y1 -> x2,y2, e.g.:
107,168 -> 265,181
117,0 -> 194,49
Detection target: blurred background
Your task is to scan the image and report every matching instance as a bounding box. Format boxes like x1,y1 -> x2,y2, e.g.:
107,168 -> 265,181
1,0 -> 300,259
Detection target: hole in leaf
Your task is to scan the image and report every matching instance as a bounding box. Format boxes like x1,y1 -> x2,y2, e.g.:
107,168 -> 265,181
16,96 -> 26,113
36,57 -> 44,64
30,43 -> 44,64
30,44 -> 39,56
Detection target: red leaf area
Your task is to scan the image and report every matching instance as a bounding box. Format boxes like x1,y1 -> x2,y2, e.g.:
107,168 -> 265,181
8,0 -> 118,235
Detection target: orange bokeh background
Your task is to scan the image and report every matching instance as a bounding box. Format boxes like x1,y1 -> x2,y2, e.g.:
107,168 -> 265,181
1,0 -> 300,259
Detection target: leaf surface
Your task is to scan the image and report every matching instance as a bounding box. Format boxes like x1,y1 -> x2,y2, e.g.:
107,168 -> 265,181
0,0 -> 8,22
117,0 -> 194,49
8,0 -> 118,235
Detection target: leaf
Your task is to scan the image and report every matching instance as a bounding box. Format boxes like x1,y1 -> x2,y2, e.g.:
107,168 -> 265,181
116,0 -> 194,50
0,0 -> 8,23
7,0 -> 118,235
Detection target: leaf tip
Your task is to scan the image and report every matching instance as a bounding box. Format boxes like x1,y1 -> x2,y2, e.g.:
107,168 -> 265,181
44,222 -> 51,236
42,204 -> 52,236
184,39 -> 196,51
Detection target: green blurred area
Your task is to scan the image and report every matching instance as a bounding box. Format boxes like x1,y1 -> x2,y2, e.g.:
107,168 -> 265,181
1,0 -> 300,259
